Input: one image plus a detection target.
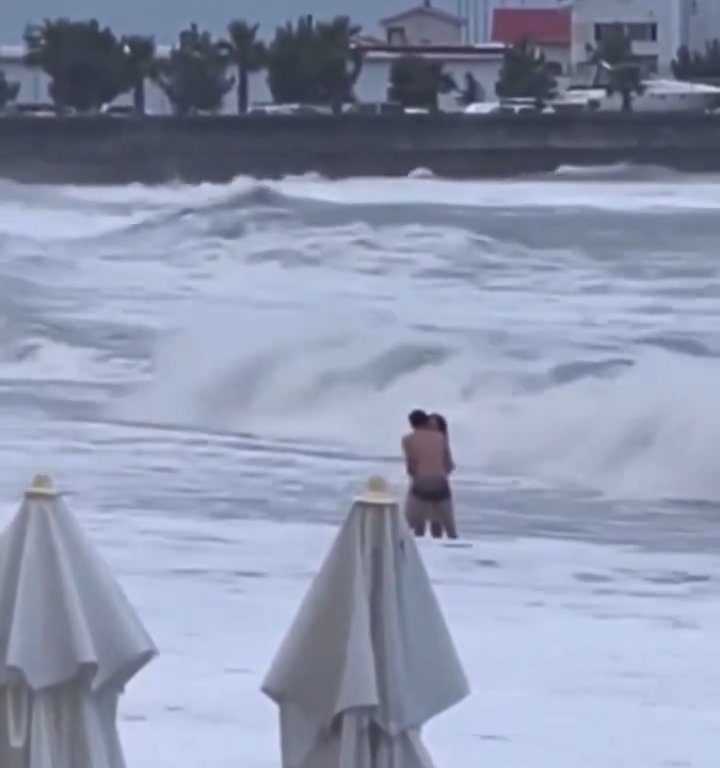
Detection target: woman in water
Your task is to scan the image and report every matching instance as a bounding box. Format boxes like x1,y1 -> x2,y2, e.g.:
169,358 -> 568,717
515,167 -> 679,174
428,412 -> 457,538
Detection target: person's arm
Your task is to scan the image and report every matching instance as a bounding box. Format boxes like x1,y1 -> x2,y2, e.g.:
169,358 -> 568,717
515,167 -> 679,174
444,439 -> 455,475
402,435 -> 415,477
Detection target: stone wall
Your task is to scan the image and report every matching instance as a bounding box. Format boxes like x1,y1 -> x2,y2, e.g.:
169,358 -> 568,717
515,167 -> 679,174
0,112 -> 718,183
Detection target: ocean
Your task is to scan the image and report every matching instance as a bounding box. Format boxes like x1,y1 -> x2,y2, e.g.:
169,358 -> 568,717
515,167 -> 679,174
0,170 -> 718,766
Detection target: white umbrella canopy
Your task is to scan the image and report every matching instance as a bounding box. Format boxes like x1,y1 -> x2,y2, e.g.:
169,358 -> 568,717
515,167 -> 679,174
262,476 -> 470,768
0,475 -> 157,768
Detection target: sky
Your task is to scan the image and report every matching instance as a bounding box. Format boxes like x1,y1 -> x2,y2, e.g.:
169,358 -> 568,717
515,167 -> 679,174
2,1 -> 451,43
0,0 -> 549,45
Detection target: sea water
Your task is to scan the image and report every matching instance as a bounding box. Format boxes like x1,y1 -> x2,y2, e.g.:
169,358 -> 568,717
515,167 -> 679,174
0,170 -> 718,766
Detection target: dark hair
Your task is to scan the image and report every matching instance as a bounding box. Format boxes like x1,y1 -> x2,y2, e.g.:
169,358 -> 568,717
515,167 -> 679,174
408,409 -> 429,428
430,413 -> 448,436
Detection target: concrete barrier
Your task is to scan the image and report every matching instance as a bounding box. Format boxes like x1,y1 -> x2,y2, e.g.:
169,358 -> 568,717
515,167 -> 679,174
0,112 -> 718,183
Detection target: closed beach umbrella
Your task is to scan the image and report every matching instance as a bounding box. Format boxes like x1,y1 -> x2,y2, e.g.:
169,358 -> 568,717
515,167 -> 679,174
0,475 -> 157,768
262,475 -> 469,768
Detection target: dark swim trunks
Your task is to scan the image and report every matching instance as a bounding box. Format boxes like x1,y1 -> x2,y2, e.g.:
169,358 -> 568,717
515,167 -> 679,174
410,476 -> 451,502
405,475 -> 458,539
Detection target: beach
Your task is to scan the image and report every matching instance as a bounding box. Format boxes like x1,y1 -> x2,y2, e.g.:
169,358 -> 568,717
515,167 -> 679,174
0,171 -> 718,765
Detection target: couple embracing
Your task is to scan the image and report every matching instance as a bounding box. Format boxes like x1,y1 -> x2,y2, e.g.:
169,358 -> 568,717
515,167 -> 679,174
401,409 -> 458,540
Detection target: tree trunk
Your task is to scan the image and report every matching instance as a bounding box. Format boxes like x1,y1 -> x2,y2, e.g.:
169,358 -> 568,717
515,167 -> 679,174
348,50 -> 364,87
49,79 -> 66,115
133,80 -> 146,115
238,67 -> 249,114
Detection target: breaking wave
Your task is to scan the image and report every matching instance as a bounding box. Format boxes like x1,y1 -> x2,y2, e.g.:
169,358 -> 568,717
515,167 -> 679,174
551,162 -> 687,182
111,305 -> 720,503
1,174 -> 720,506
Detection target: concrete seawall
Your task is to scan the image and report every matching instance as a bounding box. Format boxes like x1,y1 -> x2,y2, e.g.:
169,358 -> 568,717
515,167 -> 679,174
1,112 -> 719,183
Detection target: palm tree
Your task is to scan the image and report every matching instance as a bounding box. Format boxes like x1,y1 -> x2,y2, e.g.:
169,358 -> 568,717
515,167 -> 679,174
224,20 -> 266,114
154,24 -> 234,116
24,19 -> 129,113
588,24 -> 643,112
266,15 -> 363,109
673,39 -> 720,81
389,55 -> 456,111
122,35 -> 156,115
315,16 -> 364,111
495,39 -> 557,106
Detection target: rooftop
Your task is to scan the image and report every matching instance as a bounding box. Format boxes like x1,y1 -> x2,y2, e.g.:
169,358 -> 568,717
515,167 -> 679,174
354,42 -> 507,59
492,7 -> 572,47
381,2 -> 465,29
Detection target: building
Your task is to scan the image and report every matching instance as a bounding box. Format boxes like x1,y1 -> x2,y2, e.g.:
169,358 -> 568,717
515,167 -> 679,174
570,0 -> 684,75
379,1 -> 466,46
685,0 -> 720,56
0,46 -> 45,104
369,1 -> 506,107
1,25 -> 507,115
491,7 -> 572,74
0,42 -> 505,114
487,0 -> 720,78
355,42 -> 506,109
570,0 -> 720,76
0,3 -> 526,115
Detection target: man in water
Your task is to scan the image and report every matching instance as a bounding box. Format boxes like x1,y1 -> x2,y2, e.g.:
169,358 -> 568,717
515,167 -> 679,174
402,409 -> 458,539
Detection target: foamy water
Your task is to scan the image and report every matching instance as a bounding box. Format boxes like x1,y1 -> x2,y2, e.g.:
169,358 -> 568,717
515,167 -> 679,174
1,174 -> 720,537
1,172 -> 720,767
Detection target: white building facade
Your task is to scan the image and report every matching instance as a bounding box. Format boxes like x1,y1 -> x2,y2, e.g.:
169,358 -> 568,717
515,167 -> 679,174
379,3 -> 466,46
356,45 -> 505,109
687,0 -> 720,54
571,0 -> 720,76
572,0 -> 683,75
0,42 -> 504,114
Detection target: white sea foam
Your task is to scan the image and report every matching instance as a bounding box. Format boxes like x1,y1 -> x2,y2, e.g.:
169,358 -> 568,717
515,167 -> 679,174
28,508 -> 715,768
115,304 -> 720,501
0,173 -> 718,767
270,175 -> 720,211
1,175 -> 719,507
36,172 -> 720,217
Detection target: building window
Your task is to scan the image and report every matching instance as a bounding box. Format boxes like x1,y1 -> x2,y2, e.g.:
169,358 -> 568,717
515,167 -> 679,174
626,22 -> 657,42
387,26 -> 407,46
594,22 -> 657,43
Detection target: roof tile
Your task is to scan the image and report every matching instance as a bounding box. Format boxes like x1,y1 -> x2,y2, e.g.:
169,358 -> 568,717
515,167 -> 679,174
492,7 -> 571,46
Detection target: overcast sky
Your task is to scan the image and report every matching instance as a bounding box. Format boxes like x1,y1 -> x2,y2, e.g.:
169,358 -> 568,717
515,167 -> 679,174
0,0 -> 548,44
1,1 -> 442,42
